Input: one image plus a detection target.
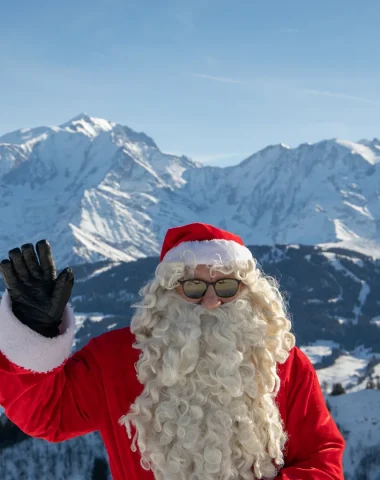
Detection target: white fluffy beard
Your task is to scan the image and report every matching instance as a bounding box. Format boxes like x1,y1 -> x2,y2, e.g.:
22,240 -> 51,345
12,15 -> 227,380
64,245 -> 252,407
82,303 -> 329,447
120,290 -> 287,480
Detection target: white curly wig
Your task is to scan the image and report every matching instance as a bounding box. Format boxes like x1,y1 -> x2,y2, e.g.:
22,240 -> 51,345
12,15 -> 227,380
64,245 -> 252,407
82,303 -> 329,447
119,256 -> 295,480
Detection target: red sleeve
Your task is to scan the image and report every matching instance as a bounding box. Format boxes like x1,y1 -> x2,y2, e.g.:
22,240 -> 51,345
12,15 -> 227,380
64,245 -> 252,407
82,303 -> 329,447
0,291 -> 107,442
276,348 -> 345,479
0,338 -> 105,442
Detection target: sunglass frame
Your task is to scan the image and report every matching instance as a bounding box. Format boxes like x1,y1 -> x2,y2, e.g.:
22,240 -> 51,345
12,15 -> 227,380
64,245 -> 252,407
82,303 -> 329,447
177,278 -> 242,299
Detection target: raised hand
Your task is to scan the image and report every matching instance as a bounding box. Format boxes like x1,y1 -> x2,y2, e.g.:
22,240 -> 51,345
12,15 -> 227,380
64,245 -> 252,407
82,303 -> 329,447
0,240 -> 74,338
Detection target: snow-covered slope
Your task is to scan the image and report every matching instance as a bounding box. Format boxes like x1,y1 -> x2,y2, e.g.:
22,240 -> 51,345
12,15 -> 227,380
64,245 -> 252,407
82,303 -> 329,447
1,115 -> 380,266
0,114 -> 200,266
329,389 -> 380,479
299,340 -> 380,478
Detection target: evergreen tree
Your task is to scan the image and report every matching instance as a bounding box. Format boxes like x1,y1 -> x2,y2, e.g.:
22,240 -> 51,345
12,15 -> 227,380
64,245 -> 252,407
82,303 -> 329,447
366,375 -> 375,390
330,382 -> 346,396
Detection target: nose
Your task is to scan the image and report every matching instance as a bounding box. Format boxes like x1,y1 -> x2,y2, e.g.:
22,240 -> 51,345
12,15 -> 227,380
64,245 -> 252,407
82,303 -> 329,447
200,285 -> 221,310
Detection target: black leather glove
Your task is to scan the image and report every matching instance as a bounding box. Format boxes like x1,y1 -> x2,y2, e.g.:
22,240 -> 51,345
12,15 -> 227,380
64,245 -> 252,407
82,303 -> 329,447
0,240 -> 74,338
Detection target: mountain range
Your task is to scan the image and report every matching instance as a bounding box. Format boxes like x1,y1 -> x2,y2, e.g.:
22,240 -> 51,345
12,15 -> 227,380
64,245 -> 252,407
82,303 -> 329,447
1,114 -> 380,266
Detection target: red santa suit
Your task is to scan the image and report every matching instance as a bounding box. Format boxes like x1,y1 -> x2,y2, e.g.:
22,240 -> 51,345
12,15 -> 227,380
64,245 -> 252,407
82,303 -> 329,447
0,223 -> 345,479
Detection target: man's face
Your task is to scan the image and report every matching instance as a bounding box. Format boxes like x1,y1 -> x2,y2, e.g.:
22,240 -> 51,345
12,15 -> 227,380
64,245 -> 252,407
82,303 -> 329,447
175,264 -> 243,310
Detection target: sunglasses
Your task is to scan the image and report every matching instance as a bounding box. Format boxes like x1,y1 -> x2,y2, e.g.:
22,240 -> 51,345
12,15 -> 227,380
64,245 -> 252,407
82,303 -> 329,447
177,278 -> 242,299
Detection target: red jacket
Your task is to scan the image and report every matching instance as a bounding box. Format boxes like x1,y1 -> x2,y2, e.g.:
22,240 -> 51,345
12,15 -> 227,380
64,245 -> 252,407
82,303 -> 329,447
0,291 -> 345,480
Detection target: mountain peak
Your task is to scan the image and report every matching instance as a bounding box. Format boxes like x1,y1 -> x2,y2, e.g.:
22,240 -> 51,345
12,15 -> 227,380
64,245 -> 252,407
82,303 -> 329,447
60,113 -> 115,136
0,125 -> 54,145
239,142 -> 290,167
63,112 -> 92,124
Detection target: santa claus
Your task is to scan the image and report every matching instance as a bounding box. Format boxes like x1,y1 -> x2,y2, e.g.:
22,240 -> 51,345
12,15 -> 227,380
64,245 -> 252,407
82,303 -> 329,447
0,223 -> 345,479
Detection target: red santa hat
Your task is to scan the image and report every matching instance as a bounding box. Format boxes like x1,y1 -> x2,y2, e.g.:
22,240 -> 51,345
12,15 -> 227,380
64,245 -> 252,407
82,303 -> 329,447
160,222 -> 253,265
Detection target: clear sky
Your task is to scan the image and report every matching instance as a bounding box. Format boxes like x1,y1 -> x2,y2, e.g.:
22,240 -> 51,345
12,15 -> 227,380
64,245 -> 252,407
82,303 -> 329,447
1,0 -> 380,166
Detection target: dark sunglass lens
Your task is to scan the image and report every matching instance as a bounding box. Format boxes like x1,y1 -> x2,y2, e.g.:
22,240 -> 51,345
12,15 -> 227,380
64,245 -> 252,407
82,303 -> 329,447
215,279 -> 239,298
183,280 -> 207,299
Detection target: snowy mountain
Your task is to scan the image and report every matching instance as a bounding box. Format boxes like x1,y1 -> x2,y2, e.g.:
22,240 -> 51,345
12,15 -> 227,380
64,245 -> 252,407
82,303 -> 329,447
1,114 -> 380,266
0,114 -> 200,266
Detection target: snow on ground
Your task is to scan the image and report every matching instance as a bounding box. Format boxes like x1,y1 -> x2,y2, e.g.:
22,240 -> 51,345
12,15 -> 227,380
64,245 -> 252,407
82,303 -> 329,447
320,255 -> 371,324
329,389 -> 380,479
301,341 -> 380,393
353,281 -> 371,324
73,312 -> 116,328
351,363 -> 380,393
320,238 -> 380,259
316,354 -> 368,391
302,341 -> 380,477
300,339 -> 340,364
75,262 -> 120,283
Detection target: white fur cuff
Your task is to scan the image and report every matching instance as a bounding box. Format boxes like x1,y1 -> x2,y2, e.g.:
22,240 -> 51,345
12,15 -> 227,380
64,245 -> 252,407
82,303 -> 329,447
161,239 -> 253,265
0,291 -> 76,373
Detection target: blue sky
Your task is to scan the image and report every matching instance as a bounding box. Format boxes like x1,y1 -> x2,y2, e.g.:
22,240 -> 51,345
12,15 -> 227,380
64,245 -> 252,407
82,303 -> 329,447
1,0 -> 380,166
